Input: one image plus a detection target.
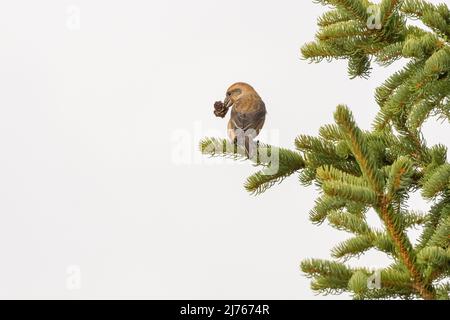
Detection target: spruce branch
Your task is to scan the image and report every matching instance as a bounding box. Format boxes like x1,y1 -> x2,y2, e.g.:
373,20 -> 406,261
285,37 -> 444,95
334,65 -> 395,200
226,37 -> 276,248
334,105 -> 385,193
200,0 -> 450,299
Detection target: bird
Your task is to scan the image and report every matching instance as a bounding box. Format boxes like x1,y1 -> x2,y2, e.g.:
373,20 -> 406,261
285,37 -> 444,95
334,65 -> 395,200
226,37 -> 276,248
221,82 -> 266,158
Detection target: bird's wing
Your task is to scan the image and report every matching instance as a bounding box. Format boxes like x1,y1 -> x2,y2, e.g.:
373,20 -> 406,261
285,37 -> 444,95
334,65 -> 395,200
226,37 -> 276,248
230,102 -> 266,134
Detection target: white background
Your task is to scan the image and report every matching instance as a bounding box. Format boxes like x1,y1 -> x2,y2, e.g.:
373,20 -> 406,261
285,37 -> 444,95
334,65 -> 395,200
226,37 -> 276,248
0,0 -> 448,299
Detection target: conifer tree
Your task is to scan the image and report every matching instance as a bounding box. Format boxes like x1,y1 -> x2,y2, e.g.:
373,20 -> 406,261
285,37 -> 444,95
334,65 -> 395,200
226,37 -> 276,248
200,0 -> 449,299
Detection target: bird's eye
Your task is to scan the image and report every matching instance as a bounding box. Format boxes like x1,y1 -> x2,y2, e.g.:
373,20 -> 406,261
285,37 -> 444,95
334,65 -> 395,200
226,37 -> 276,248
227,92 -> 231,96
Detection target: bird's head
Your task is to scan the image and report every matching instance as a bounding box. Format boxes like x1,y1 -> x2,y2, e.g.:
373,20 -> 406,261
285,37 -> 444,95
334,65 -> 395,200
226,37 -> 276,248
223,82 -> 257,109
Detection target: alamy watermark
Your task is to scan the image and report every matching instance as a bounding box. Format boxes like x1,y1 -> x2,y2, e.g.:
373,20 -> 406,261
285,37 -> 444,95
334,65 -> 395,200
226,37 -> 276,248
171,121 -> 281,175
367,269 -> 382,290
367,5 -> 382,30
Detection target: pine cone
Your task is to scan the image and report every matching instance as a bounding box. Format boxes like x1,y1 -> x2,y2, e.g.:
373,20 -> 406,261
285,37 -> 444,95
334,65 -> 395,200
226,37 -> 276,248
213,101 -> 228,118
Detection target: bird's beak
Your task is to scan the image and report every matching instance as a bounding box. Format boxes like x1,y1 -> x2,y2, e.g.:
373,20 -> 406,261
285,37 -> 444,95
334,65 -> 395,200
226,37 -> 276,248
223,96 -> 233,109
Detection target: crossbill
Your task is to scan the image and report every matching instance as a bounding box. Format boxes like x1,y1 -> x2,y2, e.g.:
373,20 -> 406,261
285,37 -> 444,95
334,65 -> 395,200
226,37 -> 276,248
220,82 -> 267,157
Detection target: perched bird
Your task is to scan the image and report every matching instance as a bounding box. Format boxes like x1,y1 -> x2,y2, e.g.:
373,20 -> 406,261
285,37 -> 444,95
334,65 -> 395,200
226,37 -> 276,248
220,82 -> 267,157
